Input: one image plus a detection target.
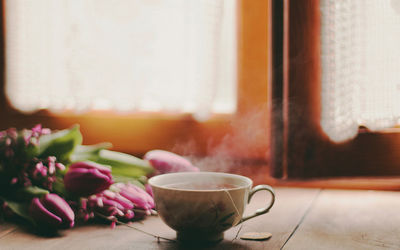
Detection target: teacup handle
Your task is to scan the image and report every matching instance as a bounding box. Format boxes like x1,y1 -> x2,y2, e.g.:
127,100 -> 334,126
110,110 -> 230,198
240,185 -> 275,223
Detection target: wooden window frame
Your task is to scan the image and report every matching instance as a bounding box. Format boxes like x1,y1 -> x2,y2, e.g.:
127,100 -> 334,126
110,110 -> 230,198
0,0 -> 270,181
270,0 -> 400,180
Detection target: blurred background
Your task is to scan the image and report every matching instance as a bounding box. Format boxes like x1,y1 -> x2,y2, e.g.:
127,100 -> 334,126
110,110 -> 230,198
0,0 -> 269,182
2,0 -> 400,186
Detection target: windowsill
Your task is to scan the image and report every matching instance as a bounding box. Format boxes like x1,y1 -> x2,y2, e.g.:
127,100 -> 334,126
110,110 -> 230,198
0,110 -> 235,155
269,176 -> 400,191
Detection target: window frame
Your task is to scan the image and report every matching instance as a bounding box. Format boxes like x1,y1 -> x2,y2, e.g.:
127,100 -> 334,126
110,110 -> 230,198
270,0 -> 400,179
0,0 -> 270,170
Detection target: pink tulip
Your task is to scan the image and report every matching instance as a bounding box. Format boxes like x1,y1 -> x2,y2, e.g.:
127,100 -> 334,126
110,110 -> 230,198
145,184 -> 154,198
143,150 -> 199,174
114,183 -> 154,212
29,194 -> 75,229
64,161 -> 113,197
85,190 -> 136,223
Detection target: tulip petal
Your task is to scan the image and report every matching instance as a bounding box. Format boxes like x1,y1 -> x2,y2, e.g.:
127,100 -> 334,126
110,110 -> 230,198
118,184 -> 154,210
145,184 -> 154,198
103,191 -> 134,210
102,198 -> 125,211
41,194 -> 75,228
144,150 -> 199,174
120,190 -> 149,209
64,167 -> 112,196
29,197 -> 62,228
69,161 -> 111,174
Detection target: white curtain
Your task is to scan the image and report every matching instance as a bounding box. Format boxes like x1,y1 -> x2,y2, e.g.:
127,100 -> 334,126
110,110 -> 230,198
320,0 -> 400,142
5,0 -> 237,120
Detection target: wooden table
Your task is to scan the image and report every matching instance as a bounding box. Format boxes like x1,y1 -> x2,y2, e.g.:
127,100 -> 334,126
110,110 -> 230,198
1,187 -> 400,250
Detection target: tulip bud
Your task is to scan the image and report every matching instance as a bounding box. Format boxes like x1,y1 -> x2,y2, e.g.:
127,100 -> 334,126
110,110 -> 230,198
29,194 -> 75,229
145,184 -> 154,198
64,161 -> 113,197
115,183 -> 154,211
85,190 -> 136,224
143,150 -> 199,174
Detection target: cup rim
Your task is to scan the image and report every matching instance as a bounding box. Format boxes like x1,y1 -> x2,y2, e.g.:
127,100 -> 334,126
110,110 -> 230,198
148,171 -> 253,192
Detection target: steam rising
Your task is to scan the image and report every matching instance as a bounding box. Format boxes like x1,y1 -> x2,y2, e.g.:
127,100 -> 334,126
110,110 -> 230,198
174,105 -> 269,172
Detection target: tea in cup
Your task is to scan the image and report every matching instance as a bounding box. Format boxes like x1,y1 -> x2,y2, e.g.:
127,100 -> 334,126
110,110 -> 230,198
148,172 -> 275,243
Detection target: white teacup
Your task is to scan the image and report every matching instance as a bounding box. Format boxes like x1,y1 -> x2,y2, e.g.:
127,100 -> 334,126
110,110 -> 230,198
148,172 -> 275,243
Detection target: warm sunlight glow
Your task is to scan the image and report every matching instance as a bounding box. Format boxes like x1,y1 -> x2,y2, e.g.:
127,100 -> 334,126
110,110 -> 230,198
321,0 -> 400,142
5,0 -> 237,118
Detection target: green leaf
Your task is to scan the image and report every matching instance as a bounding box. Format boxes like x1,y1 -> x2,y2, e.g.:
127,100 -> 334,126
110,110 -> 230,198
70,145 -> 153,179
38,125 -> 83,163
111,175 -> 145,189
52,179 -> 68,197
0,198 -> 34,224
14,186 -> 49,201
74,143 -> 113,155
137,175 -> 148,185
97,150 -> 154,178
69,143 -> 112,163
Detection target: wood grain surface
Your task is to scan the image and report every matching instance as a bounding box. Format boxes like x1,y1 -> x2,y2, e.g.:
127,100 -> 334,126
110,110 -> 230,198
3,188 -> 400,249
0,188 -> 318,250
283,189 -> 400,250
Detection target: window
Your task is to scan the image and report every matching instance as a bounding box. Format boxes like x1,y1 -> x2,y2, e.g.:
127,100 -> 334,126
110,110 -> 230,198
5,0 -> 236,118
270,0 -> 400,179
0,0 -> 270,178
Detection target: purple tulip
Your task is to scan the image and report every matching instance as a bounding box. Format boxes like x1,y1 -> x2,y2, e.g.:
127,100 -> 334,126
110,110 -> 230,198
103,190 -> 134,210
77,183 -> 156,227
143,150 -> 199,174
145,184 -> 154,198
84,190 -> 136,224
64,161 -> 113,197
29,194 -> 75,229
114,183 -> 155,214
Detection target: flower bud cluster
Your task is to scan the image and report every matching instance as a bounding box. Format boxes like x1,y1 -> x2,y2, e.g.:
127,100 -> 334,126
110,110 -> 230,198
7,156 -> 65,191
0,125 -> 50,161
0,128 -> 19,159
0,125 -> 60,189
74,183 -> 155,228
22,124 -> 51,146
27,156 -> 65,190
0,125 -> 203,234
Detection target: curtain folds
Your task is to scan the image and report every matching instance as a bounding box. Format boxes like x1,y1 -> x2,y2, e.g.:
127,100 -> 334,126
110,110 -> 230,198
5,0 -> 237,119
321,0 -> 400,142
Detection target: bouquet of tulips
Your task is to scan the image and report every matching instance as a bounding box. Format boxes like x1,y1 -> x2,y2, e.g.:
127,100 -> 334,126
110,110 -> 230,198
0,124 -> 198,232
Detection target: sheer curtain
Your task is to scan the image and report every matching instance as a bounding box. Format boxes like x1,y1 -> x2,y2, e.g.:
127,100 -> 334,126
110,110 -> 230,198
5,0 -> 236,120
320,0 -> 400,142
